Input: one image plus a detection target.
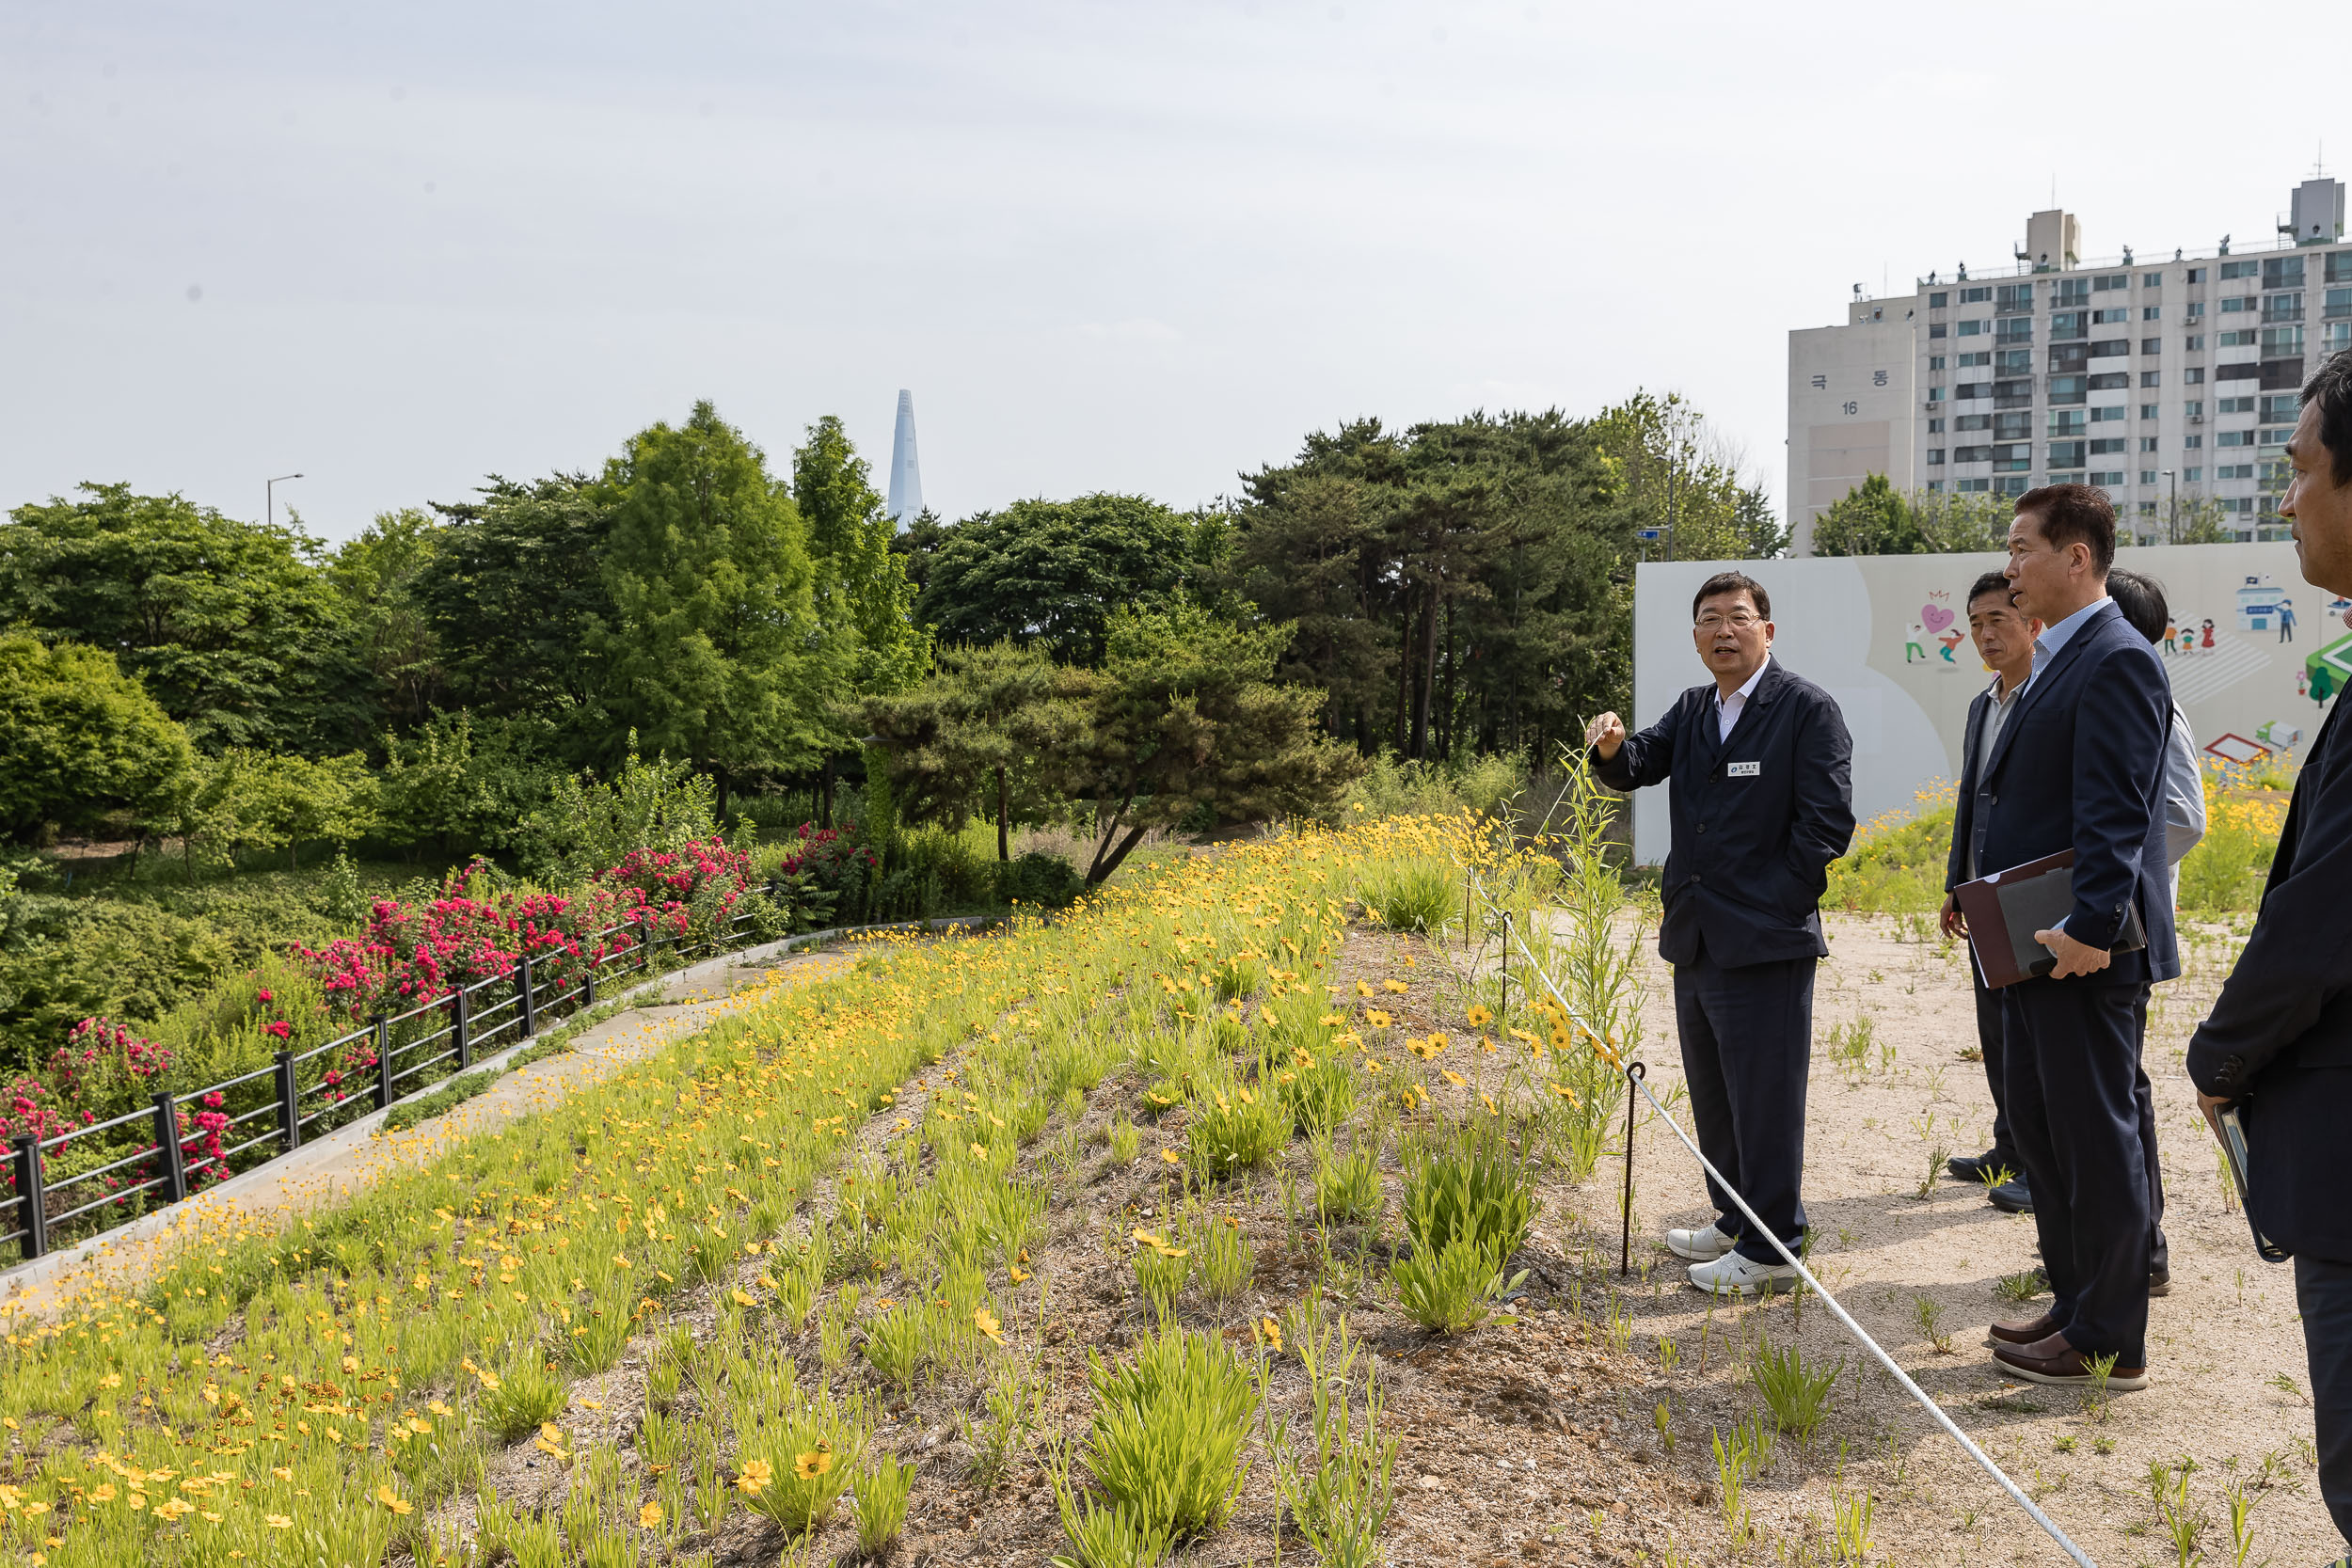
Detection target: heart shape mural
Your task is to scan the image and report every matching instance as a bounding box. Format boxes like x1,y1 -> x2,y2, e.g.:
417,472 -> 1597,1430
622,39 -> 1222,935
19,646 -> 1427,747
1921,604 -> 1955,633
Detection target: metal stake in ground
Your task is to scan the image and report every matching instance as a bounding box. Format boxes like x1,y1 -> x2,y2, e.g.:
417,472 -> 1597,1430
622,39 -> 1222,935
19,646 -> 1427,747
1620,1060 -> 1645,1275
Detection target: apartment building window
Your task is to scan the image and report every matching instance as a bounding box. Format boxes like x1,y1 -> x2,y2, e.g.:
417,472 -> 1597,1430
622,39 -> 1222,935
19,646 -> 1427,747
2185,335 -> 2205,351
2327,287 -> 2352,319
2051,310 -> 2089,341
1953,382 -> 1988,401
2184,401 -> 2204,419
2090,406 -> 2126,423
2089,340 -> 2129,359
1957,319 -> 1984,336
1926,480 -> 1945,493
2090,470 -> 2125,486
1929,291 -> 1949,309
2216,464 -> 2255,481
2217,396 -> 2255,413
2185,302 -> 2206,320
2218,329 -> 2258,347
2261,427 -> 2291,447
2094,274 -> 2129,292
1995,282 -> 2035,312
1994,379 -> 2034,408
1998,477 -> 2030,496
2185,367 -> 2206,384
2092,307 -> 2130,325
2055,279 -> 2090,306
2142,306 -> 2161,321
2140,338 -> 2161,356
1957,477 -> 1991,492
2142,372 -> 2162,388
2140,469 -> 2159,484
2186,267 -> 2208,284
2264,255 -> 2306,290
1994,447 -> 2032,471
1994,412 -> 2032,440
1928,449 -> 1947,465
2090,438 -> 2127,455
2328,253 -> 2352,285
2050,344 -> 2090,373
1996,349 -> 2033,372
1929,356 -> 1947,371
2088,372 -> 2129,390
2261,394 -> 2299,422
2218,432 -> 2255,447
1957,351 -> 1991,367
2220,260 -> 2260,280
1928,417 -> 1947,433
2143,273 -> 2164,289
1953,413 -> 1990,431
2185,434 -> 2203,448
2220,296 -> 2257,314
2263,325 -> 2304,356
2265,293 -> 2305,323
2140,405 -> 2160,420
2325,321 -> 2352,353
1961,285 -> 1992,303
1951,446 -> 1990,463
2184,467 -> 2203,482
1928,386 -> 1947,401
2048,411 -> 2088,436
2140,436 -> 2160,451
1929,323 -> 1947,339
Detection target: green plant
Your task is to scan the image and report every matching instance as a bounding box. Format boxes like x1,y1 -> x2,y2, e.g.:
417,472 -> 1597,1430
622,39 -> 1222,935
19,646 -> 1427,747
1994,1268 -> 2045,1305
1273,1041 -> 1358,1134
737,1402 -> 866,1535
1049,1485 -> 1172,1568
1183,1071 -> 1290,1177
1913,1293 -> 1954,1354
1831,1484 -> 1876,1566
1312,1134 -> 1382,1226
1107,1115 -> 1141,1164
2155,1464 -> 2209,1568
1184,1210 -> 1252,1307
863,1307 -> 928,1391
1265,1313 -> 1398,1568
1072,1323 -> 1258,1544
855,1456 -> 916,1556
961,1355 -> 1042,1489
1712,1426 -> 1754,1543
480,1354 -> 568,1442
1399,1119 -> 1533,1268
1750,1340 -> 1841,1444
1359,859 -> 1457,934
1391,1235 -> 1512,1334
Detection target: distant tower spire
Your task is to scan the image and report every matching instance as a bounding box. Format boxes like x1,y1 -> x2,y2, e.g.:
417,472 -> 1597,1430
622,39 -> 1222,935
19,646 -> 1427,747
886,390 -> 923,527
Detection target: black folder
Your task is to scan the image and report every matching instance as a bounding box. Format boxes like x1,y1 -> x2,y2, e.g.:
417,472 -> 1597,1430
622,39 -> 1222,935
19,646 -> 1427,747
1954,848 -> 2146,988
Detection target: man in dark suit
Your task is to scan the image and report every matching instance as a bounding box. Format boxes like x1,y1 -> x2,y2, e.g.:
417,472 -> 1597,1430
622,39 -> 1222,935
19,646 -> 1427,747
1940,571 -> 2042,1206
1587,570 -> 1855,1296
2188,349 -> 2352,1549
1955,483 -> 2177,1390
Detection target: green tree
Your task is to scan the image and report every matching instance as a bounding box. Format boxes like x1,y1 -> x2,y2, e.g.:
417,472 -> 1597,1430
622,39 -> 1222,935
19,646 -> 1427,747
912,494 -> 1204,665
375,710 -> 562,858
793,416 -> 930,696
414,473 -> 619,766
1808,473 -> 1922,556
328,506 -> 446,733
0,483 -> 353,750
0,632 -> 194,844
1059,603 -> 1362,885
598,402 -> 846,816
862,641 -> 1080,861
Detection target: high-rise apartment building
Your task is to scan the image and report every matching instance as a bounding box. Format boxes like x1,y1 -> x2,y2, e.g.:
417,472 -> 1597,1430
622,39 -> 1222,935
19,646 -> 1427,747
1788,177 -> 2350,554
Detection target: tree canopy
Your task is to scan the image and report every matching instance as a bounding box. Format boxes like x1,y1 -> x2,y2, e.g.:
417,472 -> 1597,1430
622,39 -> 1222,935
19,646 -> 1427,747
0,632 -> 193,843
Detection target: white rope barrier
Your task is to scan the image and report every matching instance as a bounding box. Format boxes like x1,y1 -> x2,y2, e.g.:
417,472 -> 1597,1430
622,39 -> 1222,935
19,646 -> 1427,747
1496,909 -> 2100,1568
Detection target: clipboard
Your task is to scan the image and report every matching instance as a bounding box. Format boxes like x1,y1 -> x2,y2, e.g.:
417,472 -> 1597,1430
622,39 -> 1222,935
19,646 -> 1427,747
1953,848 -> 2146,988
2206,1100 -> 2292,1263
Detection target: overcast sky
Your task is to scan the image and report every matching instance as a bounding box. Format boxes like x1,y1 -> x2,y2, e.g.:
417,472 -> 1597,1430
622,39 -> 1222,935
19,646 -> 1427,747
5,1 -> 2347,545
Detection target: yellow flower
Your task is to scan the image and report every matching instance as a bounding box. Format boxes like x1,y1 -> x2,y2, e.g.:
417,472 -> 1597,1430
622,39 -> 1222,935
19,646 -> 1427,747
1365,1009 -> 1392,1029
795,1446 -> 835,1481
1465,1004 -> 1493,1027
375,1484 -> 412,1517
1009,1267 -> 1031,1283
1355,981 -> 1375,999
638,1500 -> 663,1528
731,1289 -> 756,1307
1381,978 -> 1409,994
974,1307 -> 1003,1343
92,1483 -> 119,1502
969,1142 -> 990,1159
98,1371 -> 122,1389
1160,1148 -> 1182,1164
1441,1070 -> 1468,1087
736,1459 -> 773,1495
1256,1315 -> 1282,1352
265,1515 -> 293,1529
539,1422 -> 564,1446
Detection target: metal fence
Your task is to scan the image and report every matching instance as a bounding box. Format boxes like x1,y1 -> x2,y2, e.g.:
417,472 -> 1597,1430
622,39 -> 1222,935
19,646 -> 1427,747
2,891 -> 787,1264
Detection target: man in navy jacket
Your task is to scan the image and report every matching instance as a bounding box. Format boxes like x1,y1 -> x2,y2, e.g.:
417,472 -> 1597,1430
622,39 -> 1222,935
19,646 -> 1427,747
2188,350 -> 2352,1548
1961,483 -> 2178,1391
1588,570 -> 1854,1296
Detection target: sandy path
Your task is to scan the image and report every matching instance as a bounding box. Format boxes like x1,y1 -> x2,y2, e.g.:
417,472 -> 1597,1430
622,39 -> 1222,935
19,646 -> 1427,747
1578,909 -> 2327,1567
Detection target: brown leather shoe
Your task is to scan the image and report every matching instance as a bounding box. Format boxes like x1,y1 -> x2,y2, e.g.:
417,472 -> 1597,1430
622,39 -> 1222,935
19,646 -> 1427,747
1991,1331 -> 2149,1391
1988,1312 -> 2060,1346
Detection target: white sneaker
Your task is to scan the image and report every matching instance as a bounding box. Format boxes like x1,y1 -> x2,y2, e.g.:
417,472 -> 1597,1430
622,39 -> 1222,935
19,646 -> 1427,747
1688,1252 -> 1798,1297
1664,1223 -> 1736,1262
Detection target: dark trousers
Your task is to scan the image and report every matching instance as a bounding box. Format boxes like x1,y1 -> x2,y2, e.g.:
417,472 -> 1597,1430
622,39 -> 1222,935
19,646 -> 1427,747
2296,1253 -> 2352,1546
1672,942 -> 1815,1264
1971,971 -> 2018,1169
2002,977 -> 2153,1365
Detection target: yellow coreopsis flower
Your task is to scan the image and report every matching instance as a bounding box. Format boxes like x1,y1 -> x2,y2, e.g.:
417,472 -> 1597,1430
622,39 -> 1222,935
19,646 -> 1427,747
374,1485 -> 411,1516
736,1459 -> 773,1495
795,1445 -> 834,1481
638,1500 -> 663,1528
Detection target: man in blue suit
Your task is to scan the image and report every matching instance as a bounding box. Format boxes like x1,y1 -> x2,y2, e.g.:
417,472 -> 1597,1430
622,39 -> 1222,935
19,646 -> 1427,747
2188,349 -> 2352,1550
1587,571 -> 1855,1296
1953,483 -> 2178,1390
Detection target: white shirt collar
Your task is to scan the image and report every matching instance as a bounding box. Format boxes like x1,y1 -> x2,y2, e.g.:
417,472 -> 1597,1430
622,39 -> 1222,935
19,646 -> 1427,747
2031,594 -> 2110,675
1716,656 -> 1772,709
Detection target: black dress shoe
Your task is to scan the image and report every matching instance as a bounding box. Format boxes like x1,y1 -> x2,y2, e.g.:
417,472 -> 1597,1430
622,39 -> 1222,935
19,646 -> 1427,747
2150,1264 -> 2170,1297
1988,1176 -> 2034,1214
1948,1149 -> 2000,1183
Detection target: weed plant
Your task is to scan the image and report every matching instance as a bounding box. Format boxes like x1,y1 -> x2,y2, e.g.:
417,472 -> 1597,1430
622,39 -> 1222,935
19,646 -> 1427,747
1264,1312 -> 1398,1567
1183,1068 -> 1291,1177
854,1456 -> 916,1556
1751,1339 -> 1842,1444
1359,859 -> 1458,934
1069,1323 -> 1259,1545
1312,1134 -> 1382,1226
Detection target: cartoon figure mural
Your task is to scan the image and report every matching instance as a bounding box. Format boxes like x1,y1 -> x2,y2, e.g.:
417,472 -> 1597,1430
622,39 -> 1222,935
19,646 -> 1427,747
2201,618 -> 2217,651
1921,602 -> 1962,663
1904,623 -> 1927,663
2280,598 -> 2297,642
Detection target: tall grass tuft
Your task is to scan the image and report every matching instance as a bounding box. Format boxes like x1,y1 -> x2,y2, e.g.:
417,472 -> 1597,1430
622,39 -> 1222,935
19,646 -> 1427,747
1358,860 -> 1458,935
1069,1323 -> 1259,1545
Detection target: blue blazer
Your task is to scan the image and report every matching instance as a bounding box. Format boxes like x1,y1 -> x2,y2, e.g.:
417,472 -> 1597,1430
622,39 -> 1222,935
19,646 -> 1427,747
1947,599 -> 2180,985
2187,697 -> 2352,1259
1591,659 -> 1855,969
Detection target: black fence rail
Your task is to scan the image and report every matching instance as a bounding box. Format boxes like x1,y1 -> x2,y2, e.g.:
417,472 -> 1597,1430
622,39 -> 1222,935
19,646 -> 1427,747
3,892 -> 789,1266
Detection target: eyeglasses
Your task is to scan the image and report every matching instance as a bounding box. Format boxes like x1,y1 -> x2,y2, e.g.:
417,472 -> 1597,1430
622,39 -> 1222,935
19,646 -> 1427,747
1694,611 -> 1762,630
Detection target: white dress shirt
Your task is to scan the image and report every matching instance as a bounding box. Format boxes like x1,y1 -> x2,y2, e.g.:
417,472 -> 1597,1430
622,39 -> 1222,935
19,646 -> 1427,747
1715,657 -> 1771,743
2023,594 -> 2112,695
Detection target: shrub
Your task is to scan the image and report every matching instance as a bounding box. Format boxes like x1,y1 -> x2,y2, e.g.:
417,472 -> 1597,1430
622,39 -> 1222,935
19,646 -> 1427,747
737,1398 -> 865,1536
1076,1323 -> 1258,1544
480,1355 -> 568,1442
1400,1121 -> 1533,1268
1183,1071 -> 1290,1178
1391,1235 -> 1509,1334
1750,1340 -> 1841,1444
1002,850 -> 1084,910
853,1456 -> 915,1556
1358,860 -> 1456,934
1273,1044 -> 1357,1135
1312,1135 -> 1381,1226
863,1307 -> 927,1390
1821,785 -> 1955,915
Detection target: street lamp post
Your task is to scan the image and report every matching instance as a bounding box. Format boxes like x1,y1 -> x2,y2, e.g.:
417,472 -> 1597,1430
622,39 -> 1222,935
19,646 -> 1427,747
267,472 -> 303,529
2162,468 -> 2176,546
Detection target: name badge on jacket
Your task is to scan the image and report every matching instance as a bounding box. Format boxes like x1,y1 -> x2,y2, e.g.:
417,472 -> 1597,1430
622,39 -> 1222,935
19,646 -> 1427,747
1727,761 -> 1760,777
